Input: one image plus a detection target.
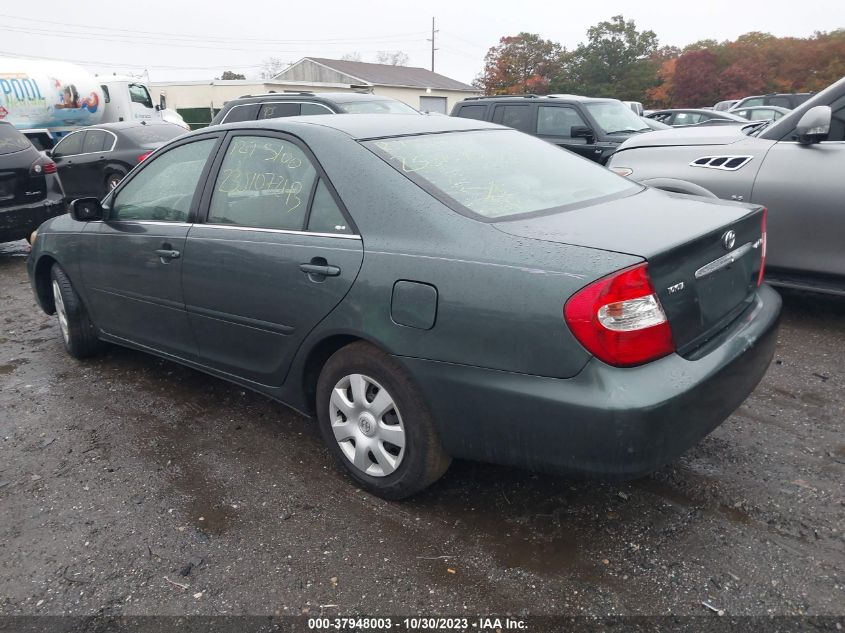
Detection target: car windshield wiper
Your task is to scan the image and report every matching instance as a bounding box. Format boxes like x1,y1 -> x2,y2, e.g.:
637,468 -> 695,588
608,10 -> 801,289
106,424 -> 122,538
605,128 -> 649,135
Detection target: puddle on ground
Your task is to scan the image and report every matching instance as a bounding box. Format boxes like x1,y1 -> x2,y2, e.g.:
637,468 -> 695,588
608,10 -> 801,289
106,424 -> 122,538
0,358 -> 28,375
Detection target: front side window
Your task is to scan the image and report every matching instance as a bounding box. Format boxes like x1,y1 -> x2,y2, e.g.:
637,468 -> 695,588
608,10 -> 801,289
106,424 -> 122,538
368,129 -> 637,220
740,97 -> 765,108
128,83 -> 154,109
111,139 -> 216,222
52,131 -> 85,157
208,135 -> 317,230
537,105 -> 588,138
673,112 -> 704,126
301,103 -> 333,115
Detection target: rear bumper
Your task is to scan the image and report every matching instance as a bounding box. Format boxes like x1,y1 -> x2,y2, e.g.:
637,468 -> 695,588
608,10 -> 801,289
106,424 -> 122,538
399,284 -> 781,477
0,194 -> 66,242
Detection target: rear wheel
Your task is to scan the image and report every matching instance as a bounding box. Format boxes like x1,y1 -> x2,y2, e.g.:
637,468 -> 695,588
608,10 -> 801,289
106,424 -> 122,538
105,172 -> 123,192
316,342 -> 451,499
50,264 -> 103,359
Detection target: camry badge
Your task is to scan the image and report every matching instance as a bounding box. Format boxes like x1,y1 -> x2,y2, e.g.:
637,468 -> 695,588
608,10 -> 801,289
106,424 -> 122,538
722,230 -> 736,251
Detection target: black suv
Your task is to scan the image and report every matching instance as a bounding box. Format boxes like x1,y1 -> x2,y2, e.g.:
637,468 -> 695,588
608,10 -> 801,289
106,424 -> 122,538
451,95 -> 652,164
210,91 -> 418,125
731,92 -> 814,111
0,122 -> 65,244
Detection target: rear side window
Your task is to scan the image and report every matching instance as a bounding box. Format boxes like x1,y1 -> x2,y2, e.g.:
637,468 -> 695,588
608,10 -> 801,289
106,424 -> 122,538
223,104 -> 259,123
122,124 -> 185,145
209,135 -> 317,230
257,103 -> 300,119
82,130 -> 110,153
0,123 -> 32,154
492,105 -> 533,133
768,97 -> 791,109
307,180 -> 352,234
454,105 -> 487,120
367,129 -> 636,220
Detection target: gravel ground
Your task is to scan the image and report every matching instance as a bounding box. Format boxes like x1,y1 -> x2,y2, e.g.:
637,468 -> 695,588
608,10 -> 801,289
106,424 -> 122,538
0,239 -> 843,619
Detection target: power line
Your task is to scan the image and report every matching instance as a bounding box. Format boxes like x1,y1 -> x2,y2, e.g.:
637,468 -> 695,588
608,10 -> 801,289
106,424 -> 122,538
0,13 -> 429,46
0,50 -> 264,71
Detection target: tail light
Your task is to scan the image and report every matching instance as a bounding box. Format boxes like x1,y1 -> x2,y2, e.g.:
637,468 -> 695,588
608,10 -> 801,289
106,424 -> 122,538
564,263 -> 675,367
137,151 -> 153,163
757,207 -> 767,287
30,157 -> 57,175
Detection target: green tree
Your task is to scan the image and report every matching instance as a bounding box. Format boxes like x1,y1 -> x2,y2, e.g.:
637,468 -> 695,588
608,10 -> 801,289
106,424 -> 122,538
554,15 -> 659,100
475,33 -> 566,95
219,70 -> 246,80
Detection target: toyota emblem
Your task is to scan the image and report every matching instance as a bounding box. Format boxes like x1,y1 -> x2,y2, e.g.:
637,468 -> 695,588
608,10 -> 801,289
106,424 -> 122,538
722,230 -> 736,250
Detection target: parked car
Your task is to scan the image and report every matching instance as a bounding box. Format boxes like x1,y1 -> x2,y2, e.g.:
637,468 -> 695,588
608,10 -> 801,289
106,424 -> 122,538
49,121 -> 187,199
0,121 -> 65,244
730,92 -> 813,111
639,116 -> 671,130
646,109 -> 748,127
608,76 -> 845,295
713,100 -> 739,111
452,95 -> 652,164
729,105 -> 790,122
209,91 -> 419,125
28,114 -> 780,499
623,100 -> 644,115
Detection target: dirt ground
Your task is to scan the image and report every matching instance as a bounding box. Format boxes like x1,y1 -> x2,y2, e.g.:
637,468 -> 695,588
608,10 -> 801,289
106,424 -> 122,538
0,239 -> 843,619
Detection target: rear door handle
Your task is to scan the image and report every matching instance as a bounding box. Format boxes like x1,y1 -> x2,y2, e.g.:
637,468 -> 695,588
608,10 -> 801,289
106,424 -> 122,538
299,263 -> 340,277
155,249 -> 181,261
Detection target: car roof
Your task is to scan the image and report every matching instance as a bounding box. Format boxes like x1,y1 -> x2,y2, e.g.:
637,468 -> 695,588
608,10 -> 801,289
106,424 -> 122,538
67,121 -> 183,133
205,113 -> 502,140
460,95 -> 618,104
226,91 -> 397,105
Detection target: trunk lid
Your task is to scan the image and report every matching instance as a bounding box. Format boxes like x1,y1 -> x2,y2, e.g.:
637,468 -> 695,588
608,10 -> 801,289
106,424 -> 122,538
0,145 -> 45,210
494,188 -> 765,355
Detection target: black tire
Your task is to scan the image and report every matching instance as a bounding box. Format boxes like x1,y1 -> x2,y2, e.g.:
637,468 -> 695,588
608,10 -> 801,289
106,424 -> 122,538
316,342 -> 451,500
105,172 -> 123,193
50,264 -> 103,359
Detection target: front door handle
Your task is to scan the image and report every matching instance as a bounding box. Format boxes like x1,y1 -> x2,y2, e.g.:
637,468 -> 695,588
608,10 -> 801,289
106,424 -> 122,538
300,263 -> 340,277
155,249 -> 181,261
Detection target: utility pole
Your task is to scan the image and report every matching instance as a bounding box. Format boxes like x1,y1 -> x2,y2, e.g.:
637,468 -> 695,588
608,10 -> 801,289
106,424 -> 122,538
427,17 -> 438,72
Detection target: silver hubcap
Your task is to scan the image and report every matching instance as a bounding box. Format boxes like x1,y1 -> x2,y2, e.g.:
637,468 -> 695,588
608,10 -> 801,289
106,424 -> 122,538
52,280 -> 69,344
109,177 -> 120,190
329,374 -> 406,477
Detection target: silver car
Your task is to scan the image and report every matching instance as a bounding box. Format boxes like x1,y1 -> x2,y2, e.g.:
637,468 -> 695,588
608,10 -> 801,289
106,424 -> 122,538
609,76 -> 845,295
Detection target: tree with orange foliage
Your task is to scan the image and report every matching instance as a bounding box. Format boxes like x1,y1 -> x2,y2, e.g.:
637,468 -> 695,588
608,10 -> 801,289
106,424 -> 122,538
474,33 -> 566,95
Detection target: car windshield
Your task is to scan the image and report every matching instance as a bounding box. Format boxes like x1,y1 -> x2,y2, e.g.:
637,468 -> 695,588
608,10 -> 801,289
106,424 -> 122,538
0,123 -> 32,154
339,100 -> 418,114
122,124 -> 186,146
366,129 -> 638,219
584,101 -> 650,134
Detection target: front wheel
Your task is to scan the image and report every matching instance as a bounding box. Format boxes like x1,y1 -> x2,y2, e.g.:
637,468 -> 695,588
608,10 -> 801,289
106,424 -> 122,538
50,264 -> 103,359
316,342 -> 451,499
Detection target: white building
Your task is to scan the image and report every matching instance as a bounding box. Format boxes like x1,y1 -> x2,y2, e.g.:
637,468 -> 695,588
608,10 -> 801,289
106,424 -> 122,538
151,57 -> 480,128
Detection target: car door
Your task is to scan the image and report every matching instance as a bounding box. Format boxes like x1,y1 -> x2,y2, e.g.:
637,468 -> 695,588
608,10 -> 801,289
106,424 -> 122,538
78,134 -> 222,359
51,131 -> 86,197
182,131 -> 363,386
751,96 -> 845,279
75,129 -> 114,198
535,104 -> 599,161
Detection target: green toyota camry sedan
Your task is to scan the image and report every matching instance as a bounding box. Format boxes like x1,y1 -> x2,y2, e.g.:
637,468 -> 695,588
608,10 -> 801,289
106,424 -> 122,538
27,114 -> 781,499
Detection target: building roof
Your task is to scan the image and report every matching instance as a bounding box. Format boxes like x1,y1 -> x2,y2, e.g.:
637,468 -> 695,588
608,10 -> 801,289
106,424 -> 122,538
275,57 -> 477,92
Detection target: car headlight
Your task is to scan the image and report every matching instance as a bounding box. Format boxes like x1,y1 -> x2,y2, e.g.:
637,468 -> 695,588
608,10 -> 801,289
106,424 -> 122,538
29,229 -> 38,244
610,167 -> 633,177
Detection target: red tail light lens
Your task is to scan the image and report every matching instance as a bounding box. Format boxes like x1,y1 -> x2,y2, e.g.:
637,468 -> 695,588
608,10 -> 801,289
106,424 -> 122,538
137,151 -> 153,163
30,158 -> 57,175
757,207 -> 767,287
564,263 -> 675,367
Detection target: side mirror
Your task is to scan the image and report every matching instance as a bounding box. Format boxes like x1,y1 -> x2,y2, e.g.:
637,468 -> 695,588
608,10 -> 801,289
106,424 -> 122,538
158,93 -> 167,112
43,149 -> 53,158
571,125 -> 595,143
69,197 -> 104,222
795,105 -> 831,145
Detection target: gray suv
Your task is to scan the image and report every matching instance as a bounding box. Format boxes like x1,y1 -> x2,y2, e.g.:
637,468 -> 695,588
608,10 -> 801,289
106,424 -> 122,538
608,76 -> 845,295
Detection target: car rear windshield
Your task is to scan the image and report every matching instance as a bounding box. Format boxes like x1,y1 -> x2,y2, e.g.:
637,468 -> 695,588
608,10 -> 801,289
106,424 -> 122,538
0,124 -> 32,154
122,124 -> 185,145
339,100 -> 417,114
366,129 -> 638,220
